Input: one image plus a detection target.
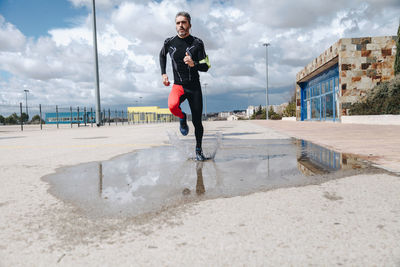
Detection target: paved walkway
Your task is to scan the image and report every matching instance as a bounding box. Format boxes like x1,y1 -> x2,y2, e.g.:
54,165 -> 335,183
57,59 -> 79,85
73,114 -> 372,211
0,121 -> 399,266
254,120 -> 400,173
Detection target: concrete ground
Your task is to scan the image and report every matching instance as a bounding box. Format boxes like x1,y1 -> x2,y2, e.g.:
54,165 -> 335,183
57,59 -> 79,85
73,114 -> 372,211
0,120 -> 399,266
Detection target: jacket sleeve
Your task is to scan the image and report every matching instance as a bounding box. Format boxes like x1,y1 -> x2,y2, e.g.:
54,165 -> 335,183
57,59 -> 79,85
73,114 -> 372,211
159,39 -> 168,75
194,40 -> 210,72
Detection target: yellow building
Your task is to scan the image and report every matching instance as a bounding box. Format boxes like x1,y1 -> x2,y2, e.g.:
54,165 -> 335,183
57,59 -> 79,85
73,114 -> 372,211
127,106 -> 175,123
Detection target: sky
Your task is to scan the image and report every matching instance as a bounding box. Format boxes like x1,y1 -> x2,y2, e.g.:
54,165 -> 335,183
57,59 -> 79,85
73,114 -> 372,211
0,0 -> 399,113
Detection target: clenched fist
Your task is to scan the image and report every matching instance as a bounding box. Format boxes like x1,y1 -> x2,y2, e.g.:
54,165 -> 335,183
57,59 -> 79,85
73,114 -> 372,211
162,74 -> 170,86
183,52 -> 194,67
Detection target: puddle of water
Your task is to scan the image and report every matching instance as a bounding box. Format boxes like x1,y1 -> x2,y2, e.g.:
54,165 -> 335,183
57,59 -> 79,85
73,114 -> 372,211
44,137 -> 384,218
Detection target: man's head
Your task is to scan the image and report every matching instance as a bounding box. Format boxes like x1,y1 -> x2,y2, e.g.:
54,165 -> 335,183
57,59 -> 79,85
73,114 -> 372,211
175,11 -> 191,38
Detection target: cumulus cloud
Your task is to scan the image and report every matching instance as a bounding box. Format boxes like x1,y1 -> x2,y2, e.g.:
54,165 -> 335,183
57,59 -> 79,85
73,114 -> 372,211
0,16 -> 26,52
0,0 -> 399,111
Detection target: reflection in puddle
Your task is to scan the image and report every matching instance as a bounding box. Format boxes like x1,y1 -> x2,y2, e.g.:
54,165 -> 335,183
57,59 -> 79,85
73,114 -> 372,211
181,162 -> 206,196
195,162 -> 205,195
297,140 -> 372,175
98,161 -> 207,198
44,138 -> 383,218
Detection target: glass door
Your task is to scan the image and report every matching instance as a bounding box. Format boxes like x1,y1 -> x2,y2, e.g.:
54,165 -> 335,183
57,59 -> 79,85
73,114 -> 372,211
326,93 -> 334,119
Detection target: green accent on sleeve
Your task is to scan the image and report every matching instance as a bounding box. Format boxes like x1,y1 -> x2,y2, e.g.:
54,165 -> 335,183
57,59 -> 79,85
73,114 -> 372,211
199,55 -> 211,68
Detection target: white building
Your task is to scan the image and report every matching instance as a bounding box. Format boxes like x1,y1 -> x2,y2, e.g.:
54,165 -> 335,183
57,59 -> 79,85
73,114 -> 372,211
246,106 -> 256,118
218,111 -> 232,118
227,114 -> 239,121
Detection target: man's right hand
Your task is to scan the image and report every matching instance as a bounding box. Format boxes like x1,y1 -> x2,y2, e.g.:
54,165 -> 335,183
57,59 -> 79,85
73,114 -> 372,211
162,74 -> 170,86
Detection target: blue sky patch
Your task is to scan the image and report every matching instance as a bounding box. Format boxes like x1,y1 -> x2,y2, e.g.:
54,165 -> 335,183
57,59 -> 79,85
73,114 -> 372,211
0,0 -> 88,38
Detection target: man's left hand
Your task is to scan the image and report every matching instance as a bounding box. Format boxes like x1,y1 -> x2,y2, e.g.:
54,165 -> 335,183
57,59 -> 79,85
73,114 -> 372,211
184,52 -> 195,67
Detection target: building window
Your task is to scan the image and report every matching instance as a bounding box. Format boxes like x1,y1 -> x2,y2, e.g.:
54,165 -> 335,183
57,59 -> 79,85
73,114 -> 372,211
301,65 -> 339,121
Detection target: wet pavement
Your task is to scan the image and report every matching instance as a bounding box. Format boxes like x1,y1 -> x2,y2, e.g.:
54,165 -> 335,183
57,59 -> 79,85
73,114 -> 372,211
254,120 -> 400,174
44,135 -> 385,218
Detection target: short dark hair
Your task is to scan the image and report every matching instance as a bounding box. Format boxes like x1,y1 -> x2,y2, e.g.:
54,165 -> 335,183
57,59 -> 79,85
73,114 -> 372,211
175,11 -> 191,25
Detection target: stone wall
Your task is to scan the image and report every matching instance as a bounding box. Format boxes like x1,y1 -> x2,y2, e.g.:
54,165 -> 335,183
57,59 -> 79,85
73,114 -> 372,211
339,36 -> 396,115
296,36 -> 397,120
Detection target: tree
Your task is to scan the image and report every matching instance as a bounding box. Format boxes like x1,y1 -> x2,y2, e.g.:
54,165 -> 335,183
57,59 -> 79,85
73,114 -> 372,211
395,21 -> 400,75
283,89 -> 297,117
283,102 -> 296,117
31,115 -> 44,124
251,105 -> 262,119
256,105 -> 263,115
268,106 -> 282,120
0,115 -> 4,124
20,112 -> 29,123
259,107 -> 266,119
268,106 -> 275,117
4,113 -> 19,124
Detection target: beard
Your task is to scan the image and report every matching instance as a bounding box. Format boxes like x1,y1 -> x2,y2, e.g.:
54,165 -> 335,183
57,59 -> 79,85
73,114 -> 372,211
177,27 -> 188,37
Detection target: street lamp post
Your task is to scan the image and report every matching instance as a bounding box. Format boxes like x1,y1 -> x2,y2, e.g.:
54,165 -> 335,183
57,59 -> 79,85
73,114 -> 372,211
263,43 -> 270,120
92,0 -> 101,126
23,89 -> 29,116
203,83 -> 208,120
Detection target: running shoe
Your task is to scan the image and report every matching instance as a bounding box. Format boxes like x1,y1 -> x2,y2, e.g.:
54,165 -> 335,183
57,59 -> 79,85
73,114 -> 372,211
195,147 -> 206,161
179,112 -> 189,136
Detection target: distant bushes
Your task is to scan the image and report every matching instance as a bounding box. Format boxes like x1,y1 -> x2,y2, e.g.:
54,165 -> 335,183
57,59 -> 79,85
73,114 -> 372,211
0,112 -> 30,125
283,102 -> 296,117
251,106 -> 282,120
270,113 -> 282,120
349,75 -> 400,115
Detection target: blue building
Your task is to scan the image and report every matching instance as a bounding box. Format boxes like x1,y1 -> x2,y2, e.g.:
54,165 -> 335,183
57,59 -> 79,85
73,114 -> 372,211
45,111 -> 96,124
299,65 -> 339,121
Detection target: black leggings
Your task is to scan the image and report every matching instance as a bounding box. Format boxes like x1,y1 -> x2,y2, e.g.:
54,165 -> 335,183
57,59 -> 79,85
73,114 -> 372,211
169,80 -> 203,149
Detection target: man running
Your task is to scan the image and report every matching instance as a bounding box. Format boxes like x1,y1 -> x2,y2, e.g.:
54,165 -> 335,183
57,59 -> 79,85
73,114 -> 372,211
159,11 -> 210,161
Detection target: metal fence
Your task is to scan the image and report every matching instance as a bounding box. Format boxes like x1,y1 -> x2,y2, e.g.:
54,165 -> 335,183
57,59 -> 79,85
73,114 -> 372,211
0,103 -> 178,131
